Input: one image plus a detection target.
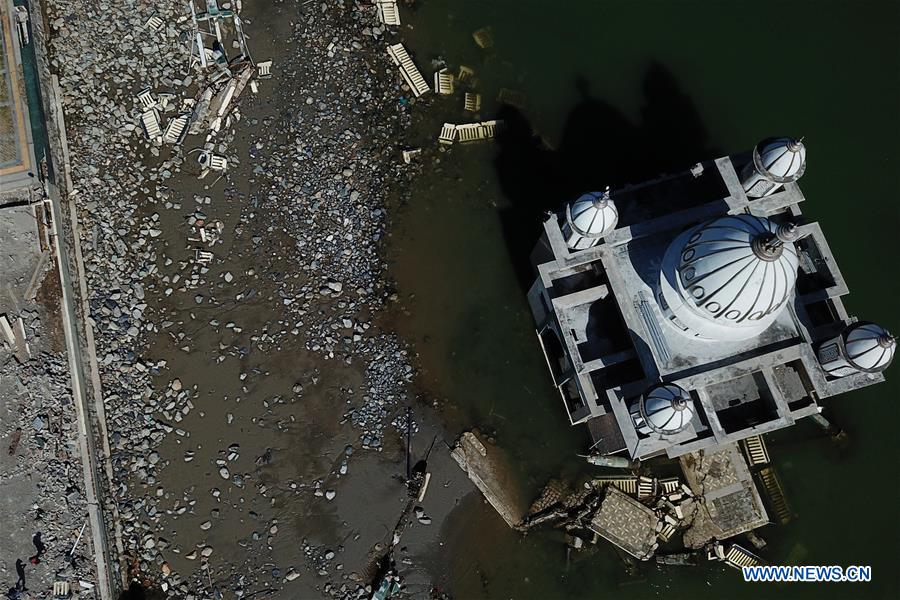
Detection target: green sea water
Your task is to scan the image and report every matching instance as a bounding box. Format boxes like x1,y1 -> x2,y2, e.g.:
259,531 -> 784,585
387,1 -> 899,599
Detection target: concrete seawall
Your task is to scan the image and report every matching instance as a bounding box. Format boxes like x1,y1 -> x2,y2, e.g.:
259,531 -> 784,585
28,0 -> 121,596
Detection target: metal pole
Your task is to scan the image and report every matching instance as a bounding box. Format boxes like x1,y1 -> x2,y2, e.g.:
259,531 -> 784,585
405,406 -> 412,481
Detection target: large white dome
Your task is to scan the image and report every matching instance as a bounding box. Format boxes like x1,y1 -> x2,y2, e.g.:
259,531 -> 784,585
844,323 -> 895,372
632,383 -> 695,435
565,191 -> 618,241
659,215 -> 800,341
754,137 -> 806,183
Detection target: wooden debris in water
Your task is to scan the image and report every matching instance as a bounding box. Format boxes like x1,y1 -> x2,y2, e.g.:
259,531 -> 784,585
498,87 -> 527,108
472,27 -> 495,49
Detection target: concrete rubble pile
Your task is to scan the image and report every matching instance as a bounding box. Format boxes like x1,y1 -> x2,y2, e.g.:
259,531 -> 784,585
0,310 -> 98,592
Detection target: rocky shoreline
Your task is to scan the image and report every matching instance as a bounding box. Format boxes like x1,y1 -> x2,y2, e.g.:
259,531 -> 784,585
39,0 -> 460,597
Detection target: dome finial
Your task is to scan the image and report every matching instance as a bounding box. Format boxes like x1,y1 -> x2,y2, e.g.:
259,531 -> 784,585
592,187 -> 611,209
775,222 -> 800,242
752,222 -> 800,260
788,136 -> 805,151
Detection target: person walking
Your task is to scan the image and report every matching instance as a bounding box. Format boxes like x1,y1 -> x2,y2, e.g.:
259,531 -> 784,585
29,531 -> 46,564
14,559 -> 26,592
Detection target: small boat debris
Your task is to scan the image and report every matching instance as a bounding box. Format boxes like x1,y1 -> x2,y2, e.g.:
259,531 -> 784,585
585,453 -> 639,469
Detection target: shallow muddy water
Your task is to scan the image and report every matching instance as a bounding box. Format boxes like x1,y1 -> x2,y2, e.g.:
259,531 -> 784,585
387,1 -> 900,598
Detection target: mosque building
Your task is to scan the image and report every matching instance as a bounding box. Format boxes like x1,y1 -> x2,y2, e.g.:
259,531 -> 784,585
528,137 -> 894,460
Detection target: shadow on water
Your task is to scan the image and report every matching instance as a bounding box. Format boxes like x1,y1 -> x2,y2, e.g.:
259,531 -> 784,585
494,61 -> 720,291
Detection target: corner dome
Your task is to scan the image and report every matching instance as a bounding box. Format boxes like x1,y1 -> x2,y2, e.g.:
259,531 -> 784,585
634,384 -> 695,435
844,322 -> 895,373
659,215 -> 800,341
566,191 -> 619,239
754,137 -> 806,183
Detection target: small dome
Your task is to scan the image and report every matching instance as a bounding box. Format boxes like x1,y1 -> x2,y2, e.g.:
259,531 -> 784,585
754,137 -> 806,183
844,323 -> 895,373
660,215 -> 799,340
566,191 -> 619,239
638,384 -> 695,435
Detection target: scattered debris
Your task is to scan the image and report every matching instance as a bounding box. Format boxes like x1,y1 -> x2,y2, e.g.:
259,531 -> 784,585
401,148 -> 421,164
14,6 -> 29,46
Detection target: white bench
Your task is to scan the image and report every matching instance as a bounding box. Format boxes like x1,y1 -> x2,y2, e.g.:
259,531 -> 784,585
376,1 -> 401,26
145,15 -> 164,31
386,44 -> 430,97
198,150 -> 228,172
434,68 -> 454,95
137,88 -> 157,110
464,92 -> 481,112
140,109 -> 162,139
163,113 -> 190,145
438,123 -> 457,145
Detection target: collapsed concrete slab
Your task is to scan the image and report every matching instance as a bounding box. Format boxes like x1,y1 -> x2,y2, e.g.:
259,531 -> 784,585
450,431 -> 528,528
